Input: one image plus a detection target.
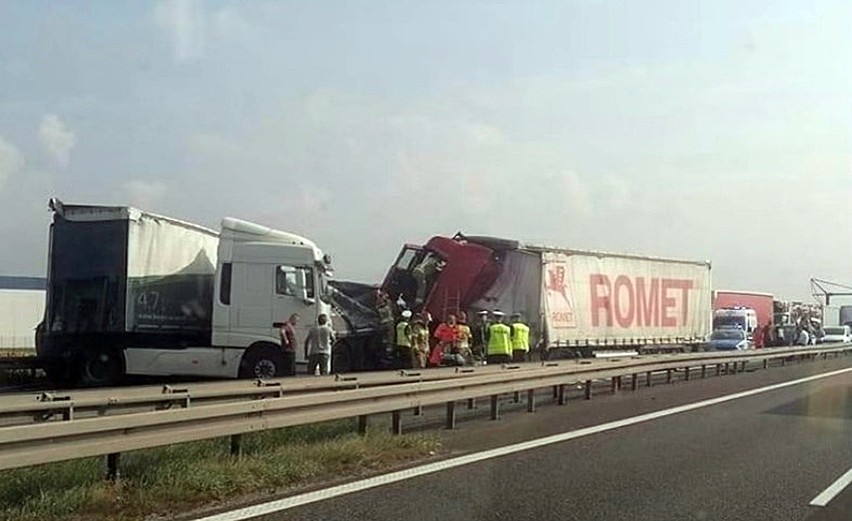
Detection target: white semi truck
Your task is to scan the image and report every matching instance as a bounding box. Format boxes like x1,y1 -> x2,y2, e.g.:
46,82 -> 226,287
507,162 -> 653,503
37,200 -> 333,385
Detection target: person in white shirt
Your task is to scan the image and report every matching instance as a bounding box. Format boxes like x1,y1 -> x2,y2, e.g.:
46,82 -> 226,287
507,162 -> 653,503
304,314 -> 335,375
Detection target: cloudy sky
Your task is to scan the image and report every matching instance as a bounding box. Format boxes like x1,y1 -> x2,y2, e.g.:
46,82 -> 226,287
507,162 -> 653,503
0,0 -> 849,299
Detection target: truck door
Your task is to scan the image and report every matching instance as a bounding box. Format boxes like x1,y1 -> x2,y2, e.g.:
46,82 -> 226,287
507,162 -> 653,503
382,246 -> 423,307
272,264 -> 317,364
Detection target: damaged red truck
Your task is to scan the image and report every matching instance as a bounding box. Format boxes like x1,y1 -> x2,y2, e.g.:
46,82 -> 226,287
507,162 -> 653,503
331,234 -> 713,371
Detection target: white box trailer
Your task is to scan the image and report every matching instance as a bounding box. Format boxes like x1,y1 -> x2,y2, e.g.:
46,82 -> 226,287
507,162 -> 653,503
43,203 -> 219,339
538,250 -> 712,348
465,240 -> 713,354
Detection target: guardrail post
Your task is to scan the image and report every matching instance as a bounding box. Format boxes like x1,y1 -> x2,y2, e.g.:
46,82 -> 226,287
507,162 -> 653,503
763,359 -> 768,369
106,453 -> 120,482
446,402 -> 457,430
611,377 -> 619,394
527,389 -> 536,413
666,369 -> 673,383
781,357 -> 785,366
741,361 -> 747,372
684,367 -> 691,381
391,411 -> 402,435
724,363 -> 730,374
490,395 -> 500,420
701,365 -> 706,378
358,415 -> 368,435
584,380 -> 592,400
557,384 -> 566,405
716,364 -> 721,376
552,385 -> 559,399
413,405 -> 422,416
646,371 -> 652,387
229,434 -> 242,457
631,373 -> 638,391
513,391 -> 521,403
467,398 -> 476,410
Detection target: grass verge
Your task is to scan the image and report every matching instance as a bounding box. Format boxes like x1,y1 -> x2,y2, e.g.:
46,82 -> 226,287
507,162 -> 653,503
0,420 -> 441,521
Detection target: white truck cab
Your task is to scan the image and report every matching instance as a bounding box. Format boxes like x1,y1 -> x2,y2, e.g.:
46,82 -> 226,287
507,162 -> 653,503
213,218 -> 333,376
713,307 -> 758,335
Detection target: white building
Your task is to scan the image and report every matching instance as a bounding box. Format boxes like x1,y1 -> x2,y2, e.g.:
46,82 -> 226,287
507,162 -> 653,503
0,277 -> 45,350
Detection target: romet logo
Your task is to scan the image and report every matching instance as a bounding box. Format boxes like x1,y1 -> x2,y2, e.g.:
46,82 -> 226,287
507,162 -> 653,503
589,275 -> 694,328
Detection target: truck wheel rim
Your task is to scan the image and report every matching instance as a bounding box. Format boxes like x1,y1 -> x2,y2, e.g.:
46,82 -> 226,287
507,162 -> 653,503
254,359 -> 276,378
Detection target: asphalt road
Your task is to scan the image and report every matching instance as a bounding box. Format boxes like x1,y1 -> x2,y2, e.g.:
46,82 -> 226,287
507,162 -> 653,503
199,354 -> 852,521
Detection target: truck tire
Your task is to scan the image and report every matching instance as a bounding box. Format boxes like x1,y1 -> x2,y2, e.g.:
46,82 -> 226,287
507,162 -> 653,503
77,348 -> 125,387
239,344 -> 285,379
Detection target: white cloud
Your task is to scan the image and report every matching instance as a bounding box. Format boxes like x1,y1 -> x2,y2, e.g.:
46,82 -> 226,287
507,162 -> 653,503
0,136 -> 25,188
38,114 -> 76,168
154,0 -> 206,62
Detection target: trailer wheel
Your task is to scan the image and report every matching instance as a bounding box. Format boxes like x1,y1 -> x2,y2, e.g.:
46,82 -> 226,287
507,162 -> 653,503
239,344 -> 284,379
77,348 -> 125,387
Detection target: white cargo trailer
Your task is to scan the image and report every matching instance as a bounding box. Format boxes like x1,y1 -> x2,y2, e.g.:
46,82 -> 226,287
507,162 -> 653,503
39,201 -> 334,385
468,243 -> 712,353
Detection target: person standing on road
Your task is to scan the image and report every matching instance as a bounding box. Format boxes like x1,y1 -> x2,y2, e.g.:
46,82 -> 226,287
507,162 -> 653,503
376,290 -> 395,352
797,327 -> 810,346
279,313 -> 299,376
456,311 -> 474,365
304,314 -> 335,376
762,323 -> 774,347
510,312 -> 530,362
396,309 -> 414,369
471,310 -> 490,361
486,310 -> 512,365
410,312 -> 431,369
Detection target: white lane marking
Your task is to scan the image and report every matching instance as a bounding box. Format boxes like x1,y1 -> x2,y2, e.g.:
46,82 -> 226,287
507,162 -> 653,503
810,467 -> 852,507
193,367 -> 852,521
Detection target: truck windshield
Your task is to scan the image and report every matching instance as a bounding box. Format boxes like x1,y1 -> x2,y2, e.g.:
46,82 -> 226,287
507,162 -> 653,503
713,316 -> 745,329
394,247 -> 420,271
711,330 -> 745,340
384,249 -> 445,309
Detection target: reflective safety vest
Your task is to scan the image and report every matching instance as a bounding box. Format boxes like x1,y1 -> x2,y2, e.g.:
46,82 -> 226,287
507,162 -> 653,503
396,321 -> 411,347
487,323 -> 512,356
511,322 -> 530,352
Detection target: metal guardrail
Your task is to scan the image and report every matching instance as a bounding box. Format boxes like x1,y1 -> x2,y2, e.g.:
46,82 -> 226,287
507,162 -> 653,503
0,345 -> 849,476
0,361 -> 574,424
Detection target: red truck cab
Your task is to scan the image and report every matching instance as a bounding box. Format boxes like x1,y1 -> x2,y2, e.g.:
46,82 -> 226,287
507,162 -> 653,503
382,235 -> 502,321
